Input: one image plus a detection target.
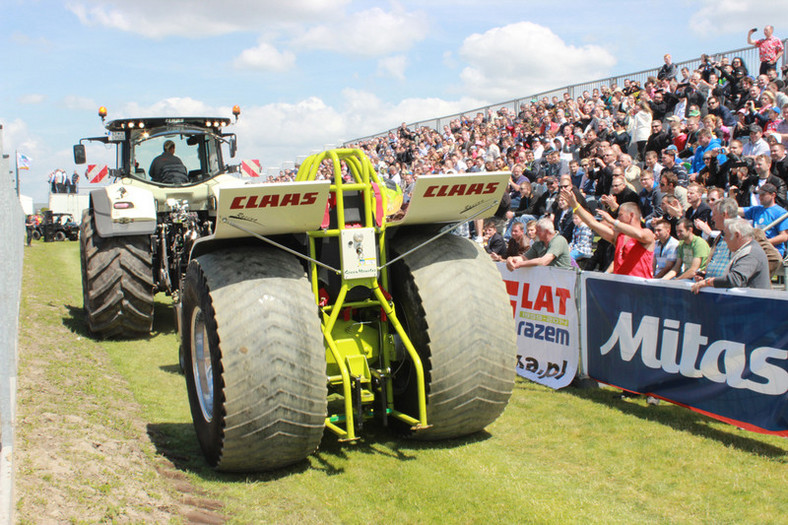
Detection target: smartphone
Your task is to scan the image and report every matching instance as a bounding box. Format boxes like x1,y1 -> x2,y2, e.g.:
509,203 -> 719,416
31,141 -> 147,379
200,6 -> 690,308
752,27 -> 758,32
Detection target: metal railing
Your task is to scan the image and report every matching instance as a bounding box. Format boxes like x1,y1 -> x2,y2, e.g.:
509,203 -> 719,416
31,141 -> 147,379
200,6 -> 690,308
345,42 -> 787,145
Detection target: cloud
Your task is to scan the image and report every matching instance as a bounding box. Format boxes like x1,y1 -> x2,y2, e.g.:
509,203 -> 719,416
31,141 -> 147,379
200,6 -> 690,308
458,22 -> 617,101
18,94 -> 46,105
293,7 -> 429,57
688,0 -> 788,36
234,40 -> 296,71
66,0 -> 351,38
62,95 -> 97,111
377,55 -> 408,80
119,97 -> 216,117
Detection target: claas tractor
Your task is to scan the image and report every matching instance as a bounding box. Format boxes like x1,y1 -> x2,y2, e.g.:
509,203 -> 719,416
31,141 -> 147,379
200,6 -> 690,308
74,108 -> 516,472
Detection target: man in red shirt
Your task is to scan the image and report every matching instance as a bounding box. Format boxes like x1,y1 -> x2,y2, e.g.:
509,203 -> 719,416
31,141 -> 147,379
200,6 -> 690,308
561,188 -> 655,277
748,25 -> 785,75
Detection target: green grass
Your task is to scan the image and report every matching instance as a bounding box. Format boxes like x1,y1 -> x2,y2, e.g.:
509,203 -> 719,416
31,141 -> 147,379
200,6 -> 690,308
17,241 -> 788,524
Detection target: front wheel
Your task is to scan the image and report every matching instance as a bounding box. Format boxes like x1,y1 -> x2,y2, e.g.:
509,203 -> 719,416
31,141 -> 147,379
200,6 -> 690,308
80,209 -> 154,338
182,246 -> 326,472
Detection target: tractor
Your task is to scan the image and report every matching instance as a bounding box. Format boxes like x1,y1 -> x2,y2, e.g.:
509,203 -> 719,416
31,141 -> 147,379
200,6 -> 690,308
76,109 -> 517,472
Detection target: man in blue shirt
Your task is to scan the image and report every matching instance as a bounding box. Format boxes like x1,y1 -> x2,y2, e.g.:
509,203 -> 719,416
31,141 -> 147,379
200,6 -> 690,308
741,183 -> 788,255
690,128 -> 727,175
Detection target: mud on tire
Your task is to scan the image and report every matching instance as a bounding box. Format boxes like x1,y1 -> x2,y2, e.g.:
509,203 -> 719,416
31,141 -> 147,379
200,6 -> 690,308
80,209 -> 155,338
390,229 -> 517,440
181,246 -> 326,472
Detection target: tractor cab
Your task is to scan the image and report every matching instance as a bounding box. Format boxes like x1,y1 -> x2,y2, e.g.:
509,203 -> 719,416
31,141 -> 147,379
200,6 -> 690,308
74,108 -> 240,187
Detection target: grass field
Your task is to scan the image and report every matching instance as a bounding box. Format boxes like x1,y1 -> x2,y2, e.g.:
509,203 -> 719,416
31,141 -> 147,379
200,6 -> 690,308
15,241 -> 788,524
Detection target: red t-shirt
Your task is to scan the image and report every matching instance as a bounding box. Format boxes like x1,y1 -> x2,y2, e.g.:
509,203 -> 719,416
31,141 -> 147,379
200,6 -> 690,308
614,233 -> 654,278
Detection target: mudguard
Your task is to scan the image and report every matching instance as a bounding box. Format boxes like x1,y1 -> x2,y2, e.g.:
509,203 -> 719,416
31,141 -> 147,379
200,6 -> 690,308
90,183 -> 157,237
390,172 -> 511,225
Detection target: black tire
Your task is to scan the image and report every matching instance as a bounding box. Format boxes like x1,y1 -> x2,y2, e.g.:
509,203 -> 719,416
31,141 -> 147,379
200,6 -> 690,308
181,246 -> 326,472
54,231 -> 66,242
31,229 -> 41,241
80,209 -> 155,338
390,230 -> 517,440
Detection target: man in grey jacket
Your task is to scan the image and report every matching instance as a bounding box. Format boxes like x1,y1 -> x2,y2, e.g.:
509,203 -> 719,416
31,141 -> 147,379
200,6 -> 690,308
691,218 -> 772,292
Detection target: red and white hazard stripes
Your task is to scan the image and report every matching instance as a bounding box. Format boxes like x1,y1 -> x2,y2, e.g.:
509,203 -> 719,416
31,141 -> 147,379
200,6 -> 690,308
240,159 -> 262,178
87,164 -> 108,183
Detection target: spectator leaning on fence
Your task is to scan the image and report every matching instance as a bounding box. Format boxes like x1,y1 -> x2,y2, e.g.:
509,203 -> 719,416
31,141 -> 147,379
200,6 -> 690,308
505,217 -> 573,271
692,218 -> 772,292
663,218 -> 711,280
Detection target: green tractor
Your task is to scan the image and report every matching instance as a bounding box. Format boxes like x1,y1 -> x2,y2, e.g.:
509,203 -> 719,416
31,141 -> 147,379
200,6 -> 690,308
179,149 -> 517,471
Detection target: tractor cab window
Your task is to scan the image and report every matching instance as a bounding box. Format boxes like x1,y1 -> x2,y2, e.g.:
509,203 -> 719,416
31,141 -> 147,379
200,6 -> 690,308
132,135 -> 203,184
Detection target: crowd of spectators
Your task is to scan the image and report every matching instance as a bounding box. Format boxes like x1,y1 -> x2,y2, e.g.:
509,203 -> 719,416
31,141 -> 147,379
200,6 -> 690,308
341,27 -> 788,289
48,169 -> 79,194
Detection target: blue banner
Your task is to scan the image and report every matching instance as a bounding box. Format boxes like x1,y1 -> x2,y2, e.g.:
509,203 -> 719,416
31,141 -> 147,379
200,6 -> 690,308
581,273 -> 788,435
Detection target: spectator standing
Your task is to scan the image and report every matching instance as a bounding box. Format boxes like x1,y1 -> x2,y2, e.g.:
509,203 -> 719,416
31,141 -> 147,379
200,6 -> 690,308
563,189 -> 655,277
628,101 -> 653,161
748,25 -> 785,76
692,218 -> 772,292
25,215 -> 34,246
658,54 -> 678,81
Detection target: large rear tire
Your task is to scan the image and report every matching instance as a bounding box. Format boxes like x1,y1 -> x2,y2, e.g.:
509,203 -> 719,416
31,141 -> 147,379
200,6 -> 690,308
181,246 -> 327,472
80,209 -> 155,338
390,230 -> 517,440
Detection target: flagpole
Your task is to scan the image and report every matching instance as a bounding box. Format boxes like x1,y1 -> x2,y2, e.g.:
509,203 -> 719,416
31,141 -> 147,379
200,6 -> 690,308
14,150 -> 19,197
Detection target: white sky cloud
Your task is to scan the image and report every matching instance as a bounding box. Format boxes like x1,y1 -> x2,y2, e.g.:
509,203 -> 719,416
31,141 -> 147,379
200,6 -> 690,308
18,94 -> 46,105
377,55 -> 408,80
292,7 -> 429,57
459,22 -> 617,100
234,40 -> 296,71
61,96 -> 97,111
66,0 -> 351,38
689,0 -> 788,36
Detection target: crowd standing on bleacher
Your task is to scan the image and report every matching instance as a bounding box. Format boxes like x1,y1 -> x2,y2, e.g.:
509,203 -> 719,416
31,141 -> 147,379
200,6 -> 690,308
343,26 -> 788,289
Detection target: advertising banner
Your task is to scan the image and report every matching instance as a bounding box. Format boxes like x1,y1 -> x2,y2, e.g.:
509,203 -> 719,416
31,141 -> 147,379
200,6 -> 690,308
498,264 -> 579,389
581,272 -> 788,435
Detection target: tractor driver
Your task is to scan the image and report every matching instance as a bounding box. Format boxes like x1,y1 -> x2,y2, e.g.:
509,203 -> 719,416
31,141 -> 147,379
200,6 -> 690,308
149,140 -> 188,183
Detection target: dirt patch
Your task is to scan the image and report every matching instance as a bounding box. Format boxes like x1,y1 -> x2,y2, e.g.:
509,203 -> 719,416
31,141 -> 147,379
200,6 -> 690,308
14,249 -> 225,523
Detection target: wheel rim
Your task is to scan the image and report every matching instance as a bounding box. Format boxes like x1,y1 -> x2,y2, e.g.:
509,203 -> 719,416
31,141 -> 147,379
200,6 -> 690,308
190,306 -> 214,422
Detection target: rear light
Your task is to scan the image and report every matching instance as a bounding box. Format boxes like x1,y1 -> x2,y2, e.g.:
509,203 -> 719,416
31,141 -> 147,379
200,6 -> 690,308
114,202 -> 134,209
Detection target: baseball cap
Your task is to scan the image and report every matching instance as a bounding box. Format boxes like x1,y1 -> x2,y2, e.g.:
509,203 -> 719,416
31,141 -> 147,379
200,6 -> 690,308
759,182 -> 777,194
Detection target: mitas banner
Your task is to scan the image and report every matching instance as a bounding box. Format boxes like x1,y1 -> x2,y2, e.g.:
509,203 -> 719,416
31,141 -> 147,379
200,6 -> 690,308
581,272 -> 788,435
497,264 -> 579,389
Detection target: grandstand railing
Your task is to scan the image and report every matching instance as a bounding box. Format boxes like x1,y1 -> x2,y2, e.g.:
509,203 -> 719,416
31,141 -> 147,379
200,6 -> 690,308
345,41 -> 788,145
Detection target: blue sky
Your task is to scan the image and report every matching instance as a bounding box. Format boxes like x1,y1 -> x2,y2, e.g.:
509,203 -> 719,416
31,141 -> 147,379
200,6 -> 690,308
2,0 -> 785,202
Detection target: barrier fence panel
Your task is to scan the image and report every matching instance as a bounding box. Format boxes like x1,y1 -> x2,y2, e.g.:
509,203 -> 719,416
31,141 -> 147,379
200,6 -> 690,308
496,265 -> 788,436
497,263 -> 579,389
581,272 -> 788,436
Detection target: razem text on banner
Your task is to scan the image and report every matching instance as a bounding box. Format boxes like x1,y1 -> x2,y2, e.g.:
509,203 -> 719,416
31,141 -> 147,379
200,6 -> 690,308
498,264 -> 579,389
581,272 -> 788,435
